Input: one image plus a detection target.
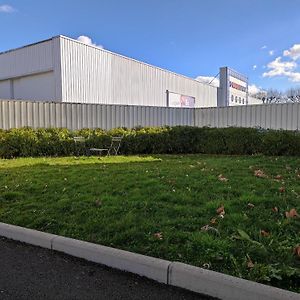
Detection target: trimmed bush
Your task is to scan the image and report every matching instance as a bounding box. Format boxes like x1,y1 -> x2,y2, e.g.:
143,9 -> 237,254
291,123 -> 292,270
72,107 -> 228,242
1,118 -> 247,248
0,126 -> 300,158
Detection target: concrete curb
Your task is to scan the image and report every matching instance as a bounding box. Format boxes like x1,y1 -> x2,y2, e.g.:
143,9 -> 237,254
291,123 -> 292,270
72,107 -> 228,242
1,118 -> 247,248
52,235 -> 170,284
0,222 -> 58,249
0,222 -> 299,300
168,262 -> 299,300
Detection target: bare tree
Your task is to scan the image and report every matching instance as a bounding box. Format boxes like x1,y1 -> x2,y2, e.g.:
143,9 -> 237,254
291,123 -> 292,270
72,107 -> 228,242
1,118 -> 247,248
286,87 -> 300,102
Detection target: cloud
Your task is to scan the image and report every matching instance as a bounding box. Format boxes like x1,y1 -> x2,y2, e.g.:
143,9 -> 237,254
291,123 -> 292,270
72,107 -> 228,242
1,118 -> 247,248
283,44 -> 300,61
77,35 -> 103,49
248,84 -> 264,95
195,76 -> 219,87
269,50 -> 274,56
253,65 -> 257,70
261,45 -> 267,50
0,4 -> 15,12
287,72 -> 300,82
262,56 -> 300,82
263,57 -> 297,77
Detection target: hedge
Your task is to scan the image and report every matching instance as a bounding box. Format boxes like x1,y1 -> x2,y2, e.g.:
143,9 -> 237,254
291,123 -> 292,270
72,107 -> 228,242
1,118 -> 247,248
0,126 -> 300,158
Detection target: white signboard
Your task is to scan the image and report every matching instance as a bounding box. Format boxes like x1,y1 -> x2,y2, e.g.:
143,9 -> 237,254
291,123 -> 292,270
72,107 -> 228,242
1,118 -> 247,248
229,75 -> 248,106
168,92 -> 195,108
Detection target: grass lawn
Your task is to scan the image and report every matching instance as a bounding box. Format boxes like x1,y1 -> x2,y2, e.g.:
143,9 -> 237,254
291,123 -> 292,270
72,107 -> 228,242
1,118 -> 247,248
0,154 -> 299,292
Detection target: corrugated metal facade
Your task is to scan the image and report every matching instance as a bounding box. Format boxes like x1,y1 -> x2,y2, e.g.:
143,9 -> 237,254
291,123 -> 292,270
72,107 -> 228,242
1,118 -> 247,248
1,99 -> 299,131
0,38 -> 62,101
0,39 -> 54,79
59,36 -> 217,107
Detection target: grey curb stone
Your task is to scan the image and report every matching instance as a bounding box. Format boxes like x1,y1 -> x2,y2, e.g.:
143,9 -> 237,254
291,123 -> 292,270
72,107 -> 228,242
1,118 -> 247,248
52,235 -> 170,284
168,262 -> 300,300
0,222 -> 58,249
0,222 -> 299,299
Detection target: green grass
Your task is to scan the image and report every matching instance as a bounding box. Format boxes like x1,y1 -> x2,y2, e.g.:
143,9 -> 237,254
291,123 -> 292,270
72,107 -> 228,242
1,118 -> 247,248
0,154 -> 299,292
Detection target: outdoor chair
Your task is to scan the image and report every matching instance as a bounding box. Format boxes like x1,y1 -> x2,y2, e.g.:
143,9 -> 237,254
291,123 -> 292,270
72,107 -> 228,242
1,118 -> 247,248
107,136 -> 123,156
73,136 -> 87,156
89,135 -> 123,156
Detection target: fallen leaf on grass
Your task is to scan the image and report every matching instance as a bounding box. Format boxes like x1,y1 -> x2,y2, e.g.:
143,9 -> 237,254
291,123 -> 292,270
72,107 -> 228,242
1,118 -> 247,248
254,169 -> 268,178
247,203 -> 255,209
153,232 -> 163,240
272,207 -> 279,213
201,225 -> 219,234
279,186 -> 286,193
274,175 -> 283,180
260,230 -> 270,237
247,258 -> 255,268
216,205 -> 225,216
285,208 -> 299,218
95,200 -> 102,207
218,174 -> 228,182
210,217 -> 217,224
202,263 -> 211,269
293,245 -> 300,257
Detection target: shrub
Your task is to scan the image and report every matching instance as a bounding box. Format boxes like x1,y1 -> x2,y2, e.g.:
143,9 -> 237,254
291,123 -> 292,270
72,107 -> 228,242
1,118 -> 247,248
0,126 -> 299,158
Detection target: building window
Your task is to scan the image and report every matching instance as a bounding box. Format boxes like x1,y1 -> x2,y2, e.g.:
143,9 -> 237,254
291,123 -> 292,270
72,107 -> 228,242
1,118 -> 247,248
231,95 -> 234,102
242,98 -> 245,104
235,96 -> 238,103
239,97 -> 241,103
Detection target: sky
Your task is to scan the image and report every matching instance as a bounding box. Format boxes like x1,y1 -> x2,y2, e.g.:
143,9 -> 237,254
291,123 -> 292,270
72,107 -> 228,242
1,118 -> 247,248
1,0 -> 300,93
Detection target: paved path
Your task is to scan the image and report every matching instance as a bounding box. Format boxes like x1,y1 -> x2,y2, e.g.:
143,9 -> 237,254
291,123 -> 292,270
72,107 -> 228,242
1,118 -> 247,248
0,237 -> 216,300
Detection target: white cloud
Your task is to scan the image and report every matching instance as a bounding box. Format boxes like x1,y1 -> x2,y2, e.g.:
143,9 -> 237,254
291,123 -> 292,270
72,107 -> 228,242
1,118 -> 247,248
262,56 -> 300,82
263,57 -> 297,77
77,35 -> 103,49
0,4 -> 15,12
248,84 -> 264,95
253,65 -> 257,70
283,44 -> 300,61
195,76 -> 219,87
287,72 -> 300,82
261,45 -> 267,50
269,50 -> 274,56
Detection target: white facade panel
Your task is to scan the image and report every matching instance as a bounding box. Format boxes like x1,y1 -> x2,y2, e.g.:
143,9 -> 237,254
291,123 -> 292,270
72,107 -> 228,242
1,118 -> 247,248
13,72 -> 55,101
0,80 -> 11,99
0,40 -> 54,80
59,36 -> 217,108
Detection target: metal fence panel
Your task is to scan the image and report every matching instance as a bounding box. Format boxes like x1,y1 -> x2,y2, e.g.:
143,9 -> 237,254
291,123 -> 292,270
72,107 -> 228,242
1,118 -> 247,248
0,100 -> 300,131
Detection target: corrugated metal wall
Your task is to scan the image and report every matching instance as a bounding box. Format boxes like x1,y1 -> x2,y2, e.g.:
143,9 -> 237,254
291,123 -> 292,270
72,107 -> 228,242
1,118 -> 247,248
59,36 -> 218,107
195,103 -> 300,130
0,40 -> 54,80
0,100 -> 194,130
0,38 -> 62,101
1,100 -> 299,131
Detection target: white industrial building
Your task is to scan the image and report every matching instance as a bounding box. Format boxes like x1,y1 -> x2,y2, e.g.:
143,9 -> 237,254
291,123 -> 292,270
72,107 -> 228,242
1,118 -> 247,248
0,35 -> 262,107
0,35 -> 218,107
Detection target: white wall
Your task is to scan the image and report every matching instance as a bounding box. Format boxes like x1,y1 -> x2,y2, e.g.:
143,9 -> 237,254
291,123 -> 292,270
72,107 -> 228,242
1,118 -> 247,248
248,96 -> 263,105
13,72 -> 55,101
59,36 -> 217,107
0,80 -> 11,99
0,38 -> 62,101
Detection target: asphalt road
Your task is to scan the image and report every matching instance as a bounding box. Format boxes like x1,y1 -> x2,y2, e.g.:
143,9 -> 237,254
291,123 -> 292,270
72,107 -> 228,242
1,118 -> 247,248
0,237 -> 216,300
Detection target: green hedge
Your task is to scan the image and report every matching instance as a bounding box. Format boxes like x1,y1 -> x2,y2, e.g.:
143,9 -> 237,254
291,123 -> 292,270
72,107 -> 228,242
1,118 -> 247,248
0,126 -> 300,158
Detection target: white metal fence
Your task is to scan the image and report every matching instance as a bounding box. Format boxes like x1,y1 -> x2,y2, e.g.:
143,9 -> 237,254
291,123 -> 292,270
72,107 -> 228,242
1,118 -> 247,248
0,99 -> 299,131
0,99 -> 194,130
195,103 -> 300,130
